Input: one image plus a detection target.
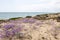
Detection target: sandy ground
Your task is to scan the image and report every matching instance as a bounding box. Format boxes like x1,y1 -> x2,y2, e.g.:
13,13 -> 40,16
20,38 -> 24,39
0,18 -> 60,40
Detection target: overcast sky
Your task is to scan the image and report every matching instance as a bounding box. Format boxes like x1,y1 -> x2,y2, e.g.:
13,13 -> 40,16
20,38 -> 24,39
0,0 -> 60,12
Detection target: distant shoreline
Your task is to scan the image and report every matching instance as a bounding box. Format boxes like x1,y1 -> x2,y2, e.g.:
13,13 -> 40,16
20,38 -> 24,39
0,12 -> 60,20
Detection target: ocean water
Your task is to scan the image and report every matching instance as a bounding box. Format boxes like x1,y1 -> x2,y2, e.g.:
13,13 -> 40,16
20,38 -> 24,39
0,12 -> 51,19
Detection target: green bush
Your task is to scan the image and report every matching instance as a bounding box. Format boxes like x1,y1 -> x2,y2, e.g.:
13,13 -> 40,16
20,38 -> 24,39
26,16 -> 32,18
9,17 -> 22,20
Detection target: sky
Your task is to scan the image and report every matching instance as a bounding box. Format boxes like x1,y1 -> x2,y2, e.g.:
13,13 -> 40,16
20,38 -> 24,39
0,0 -> 60,12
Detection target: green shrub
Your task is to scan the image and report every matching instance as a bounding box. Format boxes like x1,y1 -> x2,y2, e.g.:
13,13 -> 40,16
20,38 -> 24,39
26,16 -> 32,18
9,17 -> 22,20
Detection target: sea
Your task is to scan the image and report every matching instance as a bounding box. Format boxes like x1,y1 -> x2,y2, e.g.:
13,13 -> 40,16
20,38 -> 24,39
0,12 -> 56,19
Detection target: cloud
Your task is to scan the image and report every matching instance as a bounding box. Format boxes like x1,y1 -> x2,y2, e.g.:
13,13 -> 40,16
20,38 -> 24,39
15,0 -> 60,12
0,0 -> 60,12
